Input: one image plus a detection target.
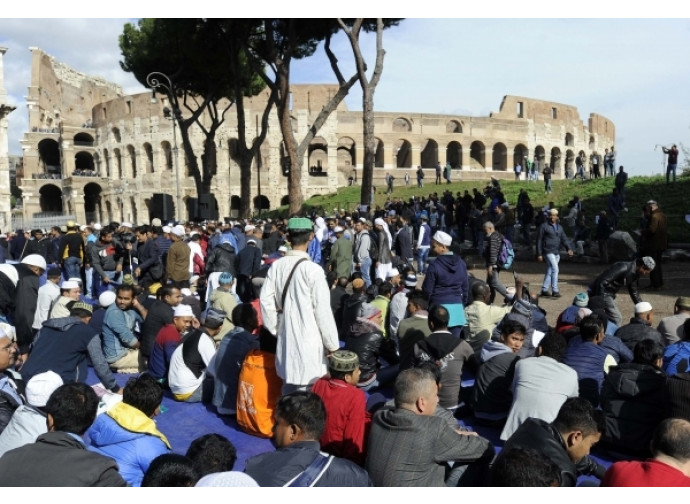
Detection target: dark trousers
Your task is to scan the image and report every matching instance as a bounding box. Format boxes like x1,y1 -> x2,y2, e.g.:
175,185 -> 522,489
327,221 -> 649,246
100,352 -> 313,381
650,250 -> 664,288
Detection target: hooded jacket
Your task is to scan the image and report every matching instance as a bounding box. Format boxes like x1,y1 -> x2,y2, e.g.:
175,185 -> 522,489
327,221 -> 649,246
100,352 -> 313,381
88,402 -> 170,487
421,253 -> 469,306
473,340 -> 519,417
600,362 -> 667,456
205,241 -> 237,275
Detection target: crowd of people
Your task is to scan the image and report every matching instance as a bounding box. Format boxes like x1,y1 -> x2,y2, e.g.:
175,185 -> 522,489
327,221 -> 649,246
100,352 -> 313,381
0,172 -> 687,487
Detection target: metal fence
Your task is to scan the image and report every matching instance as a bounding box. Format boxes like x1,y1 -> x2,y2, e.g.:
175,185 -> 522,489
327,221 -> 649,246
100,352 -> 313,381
11,213 -> 76,231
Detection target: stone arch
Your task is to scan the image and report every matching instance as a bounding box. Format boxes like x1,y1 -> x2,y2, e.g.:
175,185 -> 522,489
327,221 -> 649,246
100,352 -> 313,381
534,145 -> 546,172
469,141 -> 486,169
337,137 -> 356,168
161,141 -> 173,171
446,141 -> 462,168
550,147 -> 562,175
74,132 -> 94,147
74,151 -> 94,172
127,144 -> 137,178
392,117 -> 412,132
230,195 -> 241,218
111,127 -> 121,143
565,133 -> 574,147
254,195 -> 270,212
446,120 -> 462,133
394,139 -> 412,168
492,143 -> 508,171
565,149 -> 575,178
421,139 -> 439,168
374,138 -> 384,168
113,148 -> 122,178
84,182 -> 103,224
143,143 -> 154,173
280,195 -> 290,206
37,138 -> 61,176
39,184 -> 63,213
308,136 -> 328,174
513,144 -> 529,169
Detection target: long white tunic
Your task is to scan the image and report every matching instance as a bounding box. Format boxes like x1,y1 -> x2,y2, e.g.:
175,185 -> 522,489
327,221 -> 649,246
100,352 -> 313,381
260,250 -> 339,386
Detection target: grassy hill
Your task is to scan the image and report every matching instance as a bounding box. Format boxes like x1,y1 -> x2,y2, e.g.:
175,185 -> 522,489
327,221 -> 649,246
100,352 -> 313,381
282,174 -> 690,243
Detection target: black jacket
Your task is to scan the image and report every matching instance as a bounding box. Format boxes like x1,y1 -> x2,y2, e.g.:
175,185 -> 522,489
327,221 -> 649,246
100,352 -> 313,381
614,317 -> 664,352
205,242 -> 237,275
0,431 -> 126,486
499,417 -> 606,487
590,260 -> 642,304
600,362 -> 667,456
345,321 -> 383,383
14,264 -> 40,353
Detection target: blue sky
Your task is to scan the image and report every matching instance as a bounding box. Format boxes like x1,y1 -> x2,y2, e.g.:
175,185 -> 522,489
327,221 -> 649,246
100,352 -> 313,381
1,16 -> 688,176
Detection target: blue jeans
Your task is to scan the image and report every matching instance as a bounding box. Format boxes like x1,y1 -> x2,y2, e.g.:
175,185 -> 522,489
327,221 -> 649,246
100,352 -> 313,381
359,256 -> 372,288
667,164 -> 677,184
63,256 -> 81,281
544,179 -> 552,193
542,253 -> 561,293
417,247 -> 429,275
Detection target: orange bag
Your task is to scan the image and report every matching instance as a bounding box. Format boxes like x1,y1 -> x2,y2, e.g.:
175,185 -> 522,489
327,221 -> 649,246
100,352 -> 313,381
236,349 -> 283,438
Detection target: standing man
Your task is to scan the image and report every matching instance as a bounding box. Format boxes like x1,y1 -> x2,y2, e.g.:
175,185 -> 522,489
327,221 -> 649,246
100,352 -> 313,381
615,166 -> 628,208
90,228 -> 122,295
14,254 -> 47,359
416,212 -> 431,276
663,144 -> 679,184
133,225 -> 162,290
536,209 -> 574,298
58,221 -> 86,281
444,162 -> 452,184
33,267 -> 62,333
352,218 -> 373,288
328,226 -> 353,280
416,166 -> 424,188
543,164 -> 553,193
260,218 -> 339,394
514,162 -> 522,181
166,225 -> 190,288
435,162 -> 442,185
236,238 -> 262,303
641,200 -> 668,290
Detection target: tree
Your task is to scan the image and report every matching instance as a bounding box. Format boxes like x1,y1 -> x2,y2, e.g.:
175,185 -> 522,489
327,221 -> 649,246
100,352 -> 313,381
119,19 -> 264,216
242,19 -> 360,215
338,19 -> 402,207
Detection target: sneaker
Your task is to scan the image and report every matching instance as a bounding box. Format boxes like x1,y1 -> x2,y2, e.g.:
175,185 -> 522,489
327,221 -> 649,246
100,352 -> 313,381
551,291 -> 562,298
540,290 -> 550,297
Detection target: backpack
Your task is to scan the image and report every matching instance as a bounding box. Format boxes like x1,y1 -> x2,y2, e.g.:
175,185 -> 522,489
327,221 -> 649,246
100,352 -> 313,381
367,233 -> 378,261
497,236 -> 515,270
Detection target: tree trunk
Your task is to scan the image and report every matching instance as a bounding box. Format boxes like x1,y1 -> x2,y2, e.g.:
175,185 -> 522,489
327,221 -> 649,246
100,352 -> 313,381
177,123 -> 203,201
201,133 -> 217,194
361,87 -> 375,206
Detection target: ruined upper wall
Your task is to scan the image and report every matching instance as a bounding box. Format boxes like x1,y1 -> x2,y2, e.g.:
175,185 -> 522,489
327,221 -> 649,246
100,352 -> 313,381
493,95 -> 585,129
27,47 -> 123,130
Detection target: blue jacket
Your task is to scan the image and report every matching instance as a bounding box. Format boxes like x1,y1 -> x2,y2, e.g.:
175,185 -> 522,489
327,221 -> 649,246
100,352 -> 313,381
102,304 -> 142,363
87,402 -> 170,487
663,341 -> 690,375
422,253 -> 469,307
563,339 -> 610,406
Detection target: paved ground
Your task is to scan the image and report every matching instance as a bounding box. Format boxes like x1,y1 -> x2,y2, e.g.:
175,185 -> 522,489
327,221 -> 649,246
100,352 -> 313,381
461,253 -> 687,327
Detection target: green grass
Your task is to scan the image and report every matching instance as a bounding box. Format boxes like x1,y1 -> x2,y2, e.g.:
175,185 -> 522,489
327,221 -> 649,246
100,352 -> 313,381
273,175 -> 690,243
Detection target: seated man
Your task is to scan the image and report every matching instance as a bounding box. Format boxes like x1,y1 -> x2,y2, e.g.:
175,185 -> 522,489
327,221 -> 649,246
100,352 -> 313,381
663,319 -> 690,375
48,280 -> 81,319
88,374 -> 171,486
168,309 -> 224,402
366,367 -> 494,487
555,292 -> 590,334
657,296 -> 690,346
244,391 -> 372,486
185,433 -> 237,479
147,304 -> 194,381
102,284 -> 148,373
472,320 -> 526,423
489,446 -> 561,487
20,301 -> 121,395
600,339 -> 667,456
311,350 -> 371,466
563,315 -> 616,407
501,331 -> 579,441
0,382 -> 126,486
498,397 -> 607,487
603,418 -> 690,487
0,327 -> 24,434
413,304 -> 473,411
463,281 -> 512,354
615,301 -> 664,351
0,371 -> 62,456
212,304 -> 260,415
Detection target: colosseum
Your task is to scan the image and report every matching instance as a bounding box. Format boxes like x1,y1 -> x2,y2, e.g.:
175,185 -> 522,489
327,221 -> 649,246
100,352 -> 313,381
12,47 -> 615,227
